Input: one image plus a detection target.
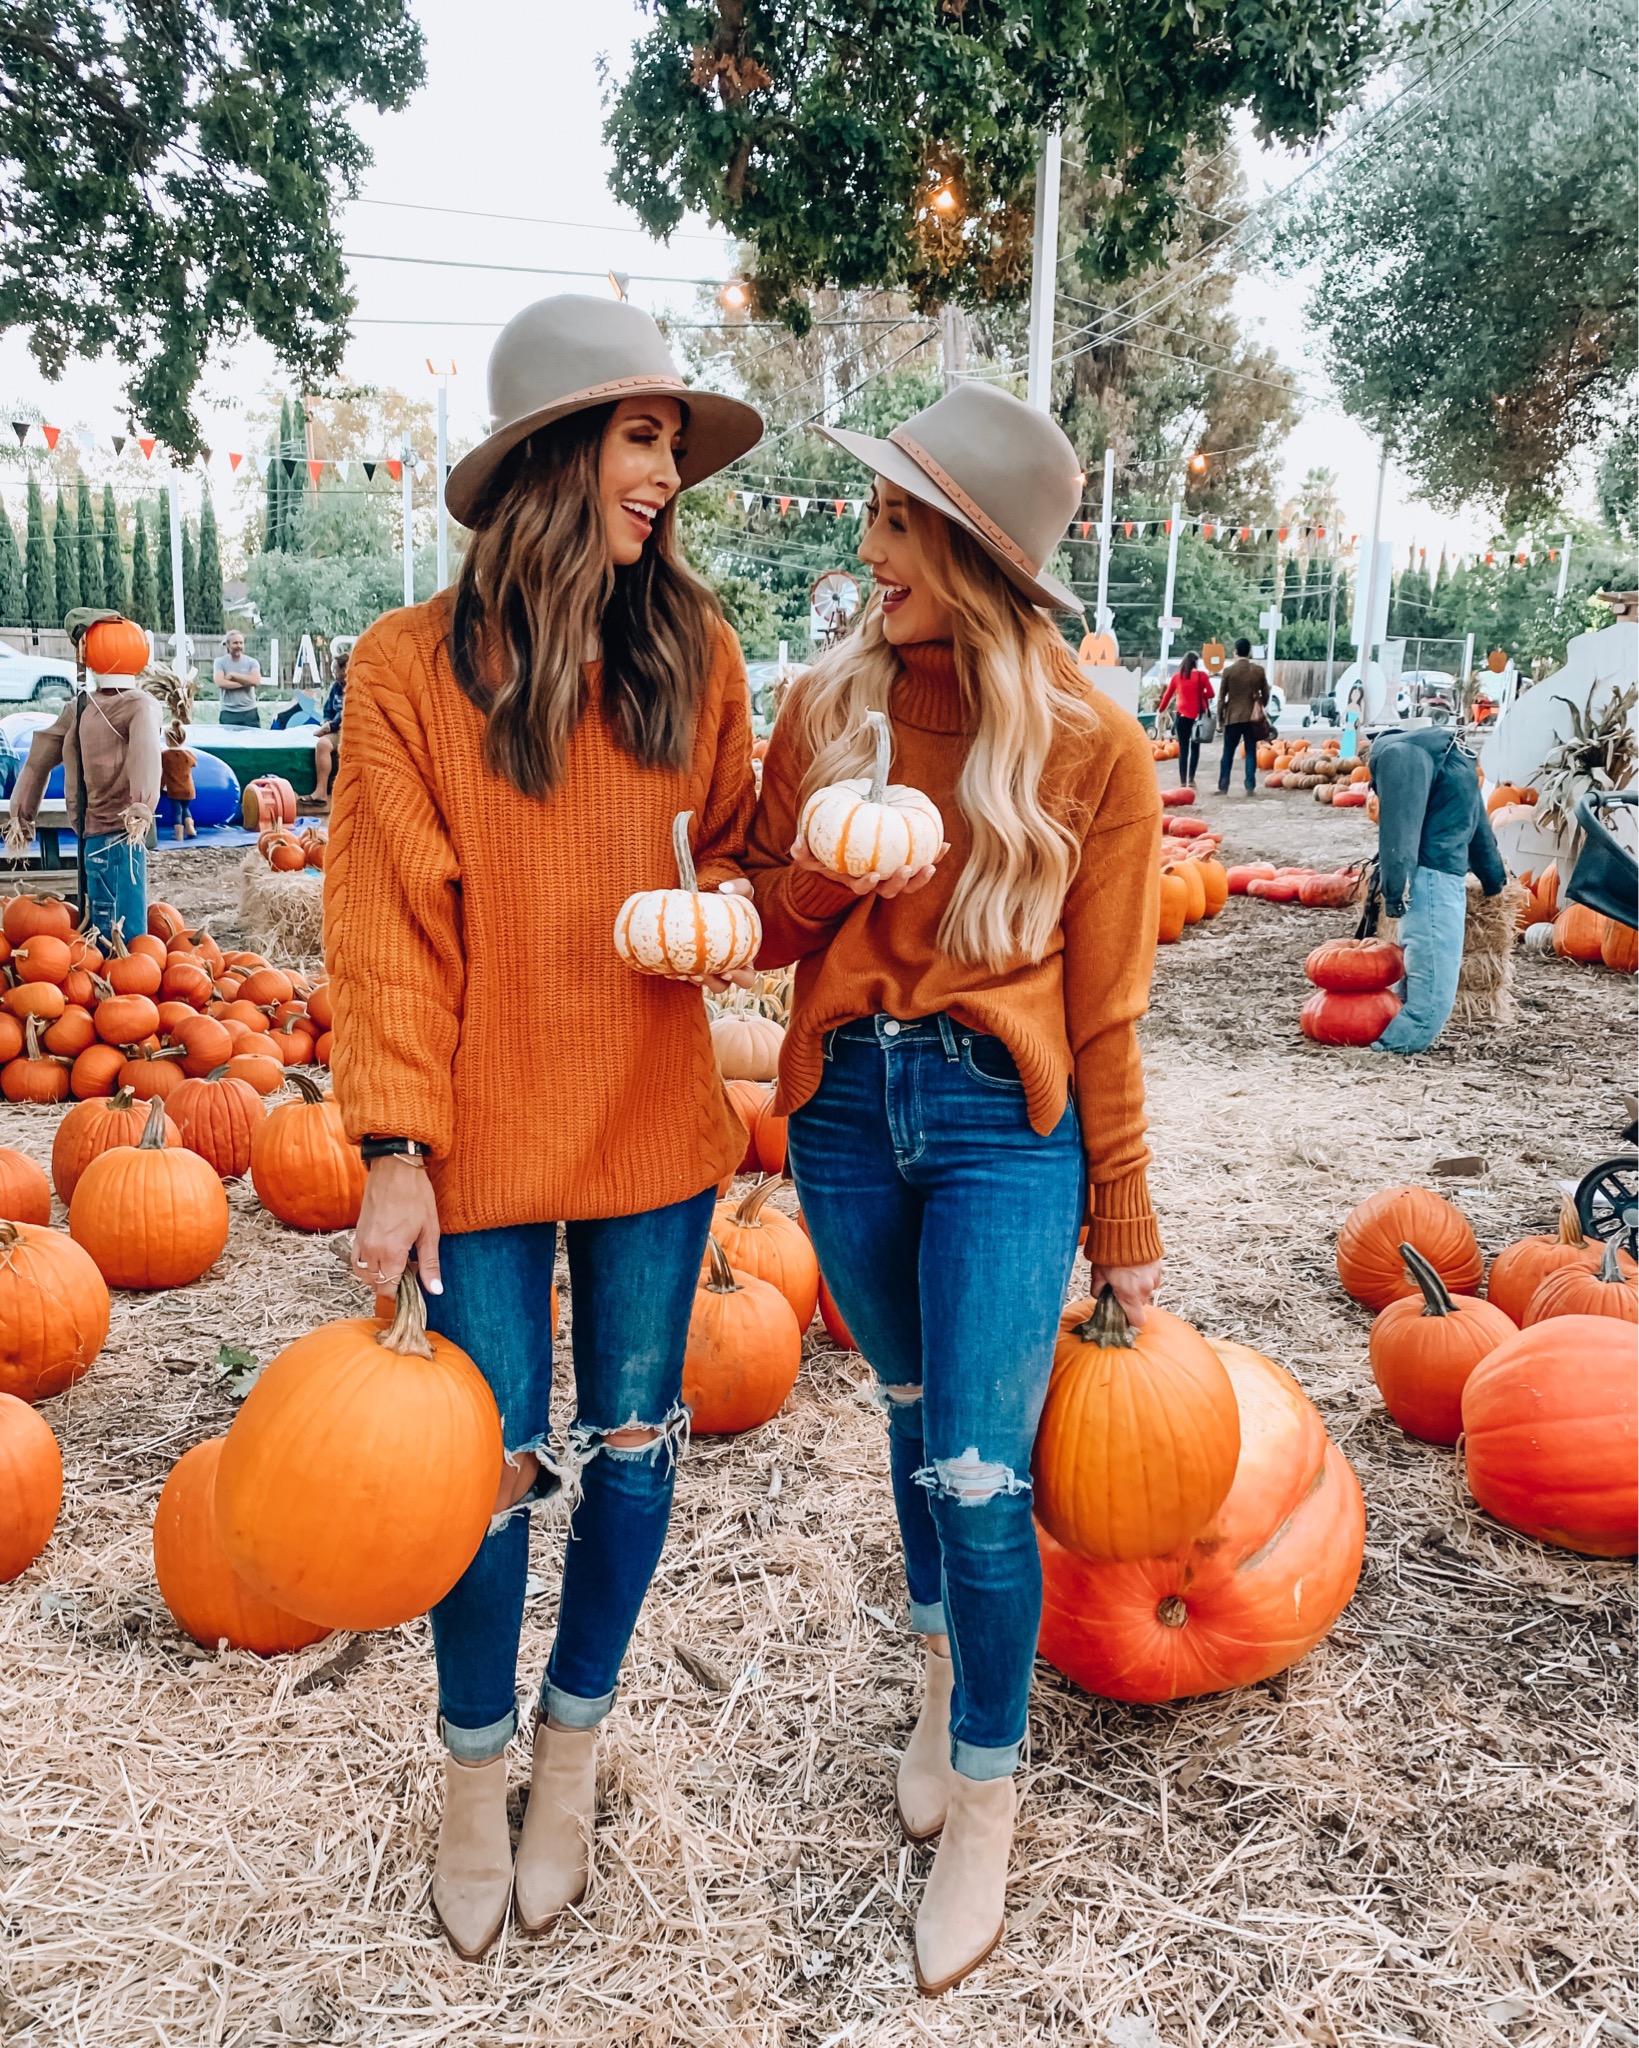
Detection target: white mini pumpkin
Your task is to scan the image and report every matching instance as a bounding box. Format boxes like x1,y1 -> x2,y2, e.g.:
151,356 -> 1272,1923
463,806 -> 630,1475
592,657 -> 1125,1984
614,811 -> 762,979
797,711 -> 943,880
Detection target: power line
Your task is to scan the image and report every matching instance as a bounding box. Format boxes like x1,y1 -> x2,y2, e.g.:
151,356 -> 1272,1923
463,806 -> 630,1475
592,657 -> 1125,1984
347,196 -> 733,246
342,250 -> 725,286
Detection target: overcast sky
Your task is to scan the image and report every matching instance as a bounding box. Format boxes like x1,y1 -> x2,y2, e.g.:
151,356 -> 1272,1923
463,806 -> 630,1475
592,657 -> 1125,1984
0,0 -> 1515,561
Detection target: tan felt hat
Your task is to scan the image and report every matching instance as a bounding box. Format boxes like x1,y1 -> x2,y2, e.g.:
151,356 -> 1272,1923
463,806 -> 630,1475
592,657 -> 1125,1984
445,295 -> 764,527
819,382 -> 1084,613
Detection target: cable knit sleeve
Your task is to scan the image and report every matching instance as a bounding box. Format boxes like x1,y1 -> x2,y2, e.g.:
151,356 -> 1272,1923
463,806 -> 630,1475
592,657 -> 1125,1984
324,620 -> 465,1155
690,624 -> 756,891
1061,713 -> 1165,1269
744,685 -> 858,964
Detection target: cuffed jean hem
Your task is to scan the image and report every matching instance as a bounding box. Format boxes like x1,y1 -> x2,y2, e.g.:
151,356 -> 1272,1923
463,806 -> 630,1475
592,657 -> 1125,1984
908,1598 -> 948,1635
953,1738 -> 1022,1781
440,1709 -> 516,1763
540,1681 -> 617,1730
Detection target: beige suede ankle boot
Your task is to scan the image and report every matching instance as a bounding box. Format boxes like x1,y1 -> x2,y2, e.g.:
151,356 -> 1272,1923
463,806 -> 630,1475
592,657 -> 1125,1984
895,1640 -> 955,1842
431,1753 -> 513,1961
913,1770 -> 1015,1996
514,1722 -> 597,1932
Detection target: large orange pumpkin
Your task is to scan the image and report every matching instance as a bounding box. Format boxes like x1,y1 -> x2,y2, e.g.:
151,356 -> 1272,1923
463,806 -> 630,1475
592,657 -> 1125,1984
52,1087 -> 179,1204
2,894 -> 75,947
1367,1243 -> 1516,1444
752,1093 -> 788,1175
1599,919 -> 1637,973
1033,1290 -> 1240,1561
1155,870 -> 1189,944
1164,859 -> 1206,925
817,1271 -> 855,1350
170,1066 -> 265,1180
1486,1200 -> 1629,1324
0,1148 -> 50,1225
0,1220 -> 110,1402
249,1072 -> 365,1230
68,1043 -> 126,1100
0,1391 -> 62,1583
711,1175 -> 819,1329
723,1079 -> 768,1176
82,616 -> 150,676
153,1437 -> 331,1655
1552,904 -> 1609,963
69,1096 -> 230,1289
1038,1342 -> 1365,1702
214,1276 -> 503,1630
1523,1239 -> 1638,1325
1461,1318 -> 1637,1556
1300,987 -> 1401,1045
683,1238 -> 802,1433
1336,1185 -> 1482,1311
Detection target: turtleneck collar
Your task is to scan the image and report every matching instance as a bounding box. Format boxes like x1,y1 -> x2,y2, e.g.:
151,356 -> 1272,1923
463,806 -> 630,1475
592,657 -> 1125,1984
891,640 -> 972,735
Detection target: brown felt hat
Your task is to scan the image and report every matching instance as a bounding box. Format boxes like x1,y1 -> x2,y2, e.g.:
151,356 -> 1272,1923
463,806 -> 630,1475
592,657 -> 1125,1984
445,295 -> 764,528
819,383 -> 1084,613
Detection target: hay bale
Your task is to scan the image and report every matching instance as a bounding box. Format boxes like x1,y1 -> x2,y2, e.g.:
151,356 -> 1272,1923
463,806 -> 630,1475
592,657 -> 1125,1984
1450,877 -> 1525,1026
236,851 -> 323,965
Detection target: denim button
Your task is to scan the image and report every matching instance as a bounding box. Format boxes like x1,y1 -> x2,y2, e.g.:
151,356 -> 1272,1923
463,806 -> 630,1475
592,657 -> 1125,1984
883,1019 -> 901,1036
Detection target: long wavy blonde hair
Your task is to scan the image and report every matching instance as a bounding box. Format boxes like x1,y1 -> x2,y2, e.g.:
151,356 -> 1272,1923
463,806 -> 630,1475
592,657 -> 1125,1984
793,498 -> 1092,968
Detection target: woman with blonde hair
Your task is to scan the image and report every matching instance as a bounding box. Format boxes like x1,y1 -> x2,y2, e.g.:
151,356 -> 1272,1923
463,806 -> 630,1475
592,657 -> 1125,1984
745,384 -> 1164,1995
325,295 -> 761,1960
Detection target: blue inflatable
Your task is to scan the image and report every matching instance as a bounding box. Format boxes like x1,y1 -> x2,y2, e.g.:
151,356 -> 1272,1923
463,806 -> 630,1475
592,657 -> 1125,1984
158,748 -> 240,830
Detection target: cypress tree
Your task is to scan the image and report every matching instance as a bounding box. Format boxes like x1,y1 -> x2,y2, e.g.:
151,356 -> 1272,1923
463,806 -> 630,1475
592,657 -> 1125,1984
195,489 -> 223,631
0,502 -> 23,626
53,486 -> 80,620
153,499 -> 173,632
101,485 -> 128,613
130,503 -> 156,630
287,394 -> 311,545
76,474 -> 103,610
181,518 -> 201,628
265,397 -> 289,552
24,476 -> 54,628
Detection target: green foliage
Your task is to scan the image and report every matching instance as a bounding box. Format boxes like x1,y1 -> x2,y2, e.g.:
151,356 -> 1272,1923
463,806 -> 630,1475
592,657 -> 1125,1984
181,520 -> 200,629
1273,617 -> 1354,662
23,475 -> 52,627
74,473 -> 101,610
100,484 -> 126,614
242,480 -> 417,640
0,0 -> 425,454
196,491 -> 223,632
1295,0 -> 1638,519
52,485 -> 78,618
0,502 -> 23,626
129,502 -> 155,631
607,1 -> 1383,323
153,499 -> 172,632
1596,415 -> 1637,541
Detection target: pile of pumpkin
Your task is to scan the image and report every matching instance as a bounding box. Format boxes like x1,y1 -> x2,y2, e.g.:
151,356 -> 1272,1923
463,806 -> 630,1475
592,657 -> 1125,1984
0,893 -> 335,1104
1514,859 -> 1636,973
1300,935 -> 1403,1045
1484,781 -> 1540,832
1150,734 -> 1180,762
1264,739 -> 1371,805
1155,816 -> 1229,944
1339,1182 -> 1636,1557
1226,864 -> 1362,907
256,823 -> 326,874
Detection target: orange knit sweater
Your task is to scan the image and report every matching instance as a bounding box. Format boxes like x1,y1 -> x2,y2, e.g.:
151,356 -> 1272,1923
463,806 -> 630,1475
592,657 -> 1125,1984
745,641 -> 1163,1269
325,591 -> 755,1230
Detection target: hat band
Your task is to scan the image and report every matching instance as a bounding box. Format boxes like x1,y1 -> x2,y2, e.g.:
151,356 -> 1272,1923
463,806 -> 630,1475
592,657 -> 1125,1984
488,371 -> 689,435
888,430 -> 1041,581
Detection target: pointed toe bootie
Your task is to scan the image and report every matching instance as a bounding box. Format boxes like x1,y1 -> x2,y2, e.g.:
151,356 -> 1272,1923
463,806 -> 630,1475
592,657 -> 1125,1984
514,1722 -> 597,1932
913,1770 -> 1016,1997
431,1752 -> 513,1961
896,1640 -> 956,1842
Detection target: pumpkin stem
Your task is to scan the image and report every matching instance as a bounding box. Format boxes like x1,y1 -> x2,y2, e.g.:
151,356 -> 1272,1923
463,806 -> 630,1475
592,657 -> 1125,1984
0,1219 -> 18,1251
108,1085 -> 137,1111
735,1173 -> 786,1227
1156,1595 -> 1189,1629
1596,1239 -> 1626,1284
137,1094 -> 170,1149
205,1065 -> 233,1082
671,810 -> 698,893
864,709 -> 891,805
1073,1285 -> 1138,1349
704,1234 -> 740,1295
1399,1242 -> 1457,1317
1556,1198 -> 1587,1248
376,1271 -> 435,1360
287,1071 -> 327,1105
109,925 -> 130,959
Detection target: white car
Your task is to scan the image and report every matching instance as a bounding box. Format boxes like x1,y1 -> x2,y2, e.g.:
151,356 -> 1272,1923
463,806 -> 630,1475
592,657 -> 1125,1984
0,641 -> 74,706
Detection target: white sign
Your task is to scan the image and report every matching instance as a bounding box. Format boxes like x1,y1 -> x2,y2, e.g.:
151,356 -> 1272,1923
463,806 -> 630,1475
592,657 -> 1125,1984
1158,614 -> 1183,630
1260,607 -> 1282,631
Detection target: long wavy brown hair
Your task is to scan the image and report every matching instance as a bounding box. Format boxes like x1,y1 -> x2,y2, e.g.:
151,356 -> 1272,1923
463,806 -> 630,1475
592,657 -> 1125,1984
449,404 -> 722,798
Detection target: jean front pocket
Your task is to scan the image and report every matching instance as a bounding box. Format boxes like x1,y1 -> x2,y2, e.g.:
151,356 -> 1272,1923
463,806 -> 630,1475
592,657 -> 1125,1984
959,1035 -> 1026,1093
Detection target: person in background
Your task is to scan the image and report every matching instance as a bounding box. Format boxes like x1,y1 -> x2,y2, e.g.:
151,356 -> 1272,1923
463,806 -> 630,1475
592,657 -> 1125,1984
1369,728 -> 1506,1053
9,669 -> 161,942
161,717 -> 197,841
312,637 -> 352,804
1216,637 -> 1269,795
1157,649 -> 1214,788
214,630 -> 262,728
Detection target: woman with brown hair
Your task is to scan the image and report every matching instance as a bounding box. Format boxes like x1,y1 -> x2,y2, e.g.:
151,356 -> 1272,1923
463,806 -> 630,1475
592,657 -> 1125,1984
325,295 -> 762,1960
745,384 -> 1163,1995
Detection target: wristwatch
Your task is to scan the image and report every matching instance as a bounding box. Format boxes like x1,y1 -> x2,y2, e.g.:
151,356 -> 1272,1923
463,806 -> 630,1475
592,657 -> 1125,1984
359,1136 -> 430,1164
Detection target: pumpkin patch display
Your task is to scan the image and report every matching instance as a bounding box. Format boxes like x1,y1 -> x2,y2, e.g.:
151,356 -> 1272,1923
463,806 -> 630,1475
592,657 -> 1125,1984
69,1096 -> 230,1289
214,1276 -> 504,1631
711,1176 -> 819,1329
1033,1290 -> 1241,1562
683,1238 -> 802,1434
1037,1342 -> 1365,1702
0,1391 -> 63,1584
153,1437 -> 331,1655
250,1073 -> 365,1231
1523,1240 -> 1638,1325
614,809 -> 762,979
1461,1318 -> 1637,1556
0,1219 -> 110,1401
798,710 -> 943,880
1336,1185 -> 1483,1311
1486,1201 -> 1628,1324
1368,1244 -> 1516,1444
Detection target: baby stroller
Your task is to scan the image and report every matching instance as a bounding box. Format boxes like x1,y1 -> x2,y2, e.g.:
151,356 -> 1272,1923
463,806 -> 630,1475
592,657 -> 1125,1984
1566,790 -> 1638,1248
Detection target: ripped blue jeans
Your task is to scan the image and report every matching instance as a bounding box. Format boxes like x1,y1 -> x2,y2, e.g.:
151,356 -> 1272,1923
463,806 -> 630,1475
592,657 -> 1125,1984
787,1015 -> 1085,1779
426,1190 -> 715,1761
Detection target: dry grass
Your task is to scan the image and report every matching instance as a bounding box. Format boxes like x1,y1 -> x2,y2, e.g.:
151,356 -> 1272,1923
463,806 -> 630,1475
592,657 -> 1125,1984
236,852 -> 325,966
0,802 -> 1634,2048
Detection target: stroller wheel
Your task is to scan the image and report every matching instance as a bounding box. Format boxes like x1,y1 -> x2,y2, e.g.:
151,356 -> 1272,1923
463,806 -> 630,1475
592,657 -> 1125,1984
1575,1156 -> 1639,1251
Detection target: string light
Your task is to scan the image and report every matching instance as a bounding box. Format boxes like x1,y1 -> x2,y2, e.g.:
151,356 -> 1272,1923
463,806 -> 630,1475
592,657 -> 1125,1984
720,281 -> 750,311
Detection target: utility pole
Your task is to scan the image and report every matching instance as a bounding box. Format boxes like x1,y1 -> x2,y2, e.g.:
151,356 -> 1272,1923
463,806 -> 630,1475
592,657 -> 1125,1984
401,436 -> 415,609
1157,497 -> 1183,680
1556,532 -> 1572,602
434,372 -> 451,590
939,304 -> 968,396
1093,447 -> 1115,637
166,469 -> 188,672
1323,552 -> 1341,697
1026,130 -> 1062,413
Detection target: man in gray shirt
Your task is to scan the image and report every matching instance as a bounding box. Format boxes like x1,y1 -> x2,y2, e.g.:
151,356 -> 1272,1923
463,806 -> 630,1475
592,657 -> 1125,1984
214,631 -> 262,728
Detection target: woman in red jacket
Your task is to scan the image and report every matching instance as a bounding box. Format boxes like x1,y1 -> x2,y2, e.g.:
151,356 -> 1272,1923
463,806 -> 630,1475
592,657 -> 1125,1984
1157,651 -> 1213,788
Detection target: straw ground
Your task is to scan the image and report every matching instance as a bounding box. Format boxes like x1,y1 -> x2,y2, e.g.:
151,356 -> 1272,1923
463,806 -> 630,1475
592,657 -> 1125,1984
0,795 -> 1632,2047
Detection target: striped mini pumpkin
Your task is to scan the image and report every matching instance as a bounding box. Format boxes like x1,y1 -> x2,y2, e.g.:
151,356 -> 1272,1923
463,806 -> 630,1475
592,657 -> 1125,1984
797,710 -> 943,880
614,810 -> 762,979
